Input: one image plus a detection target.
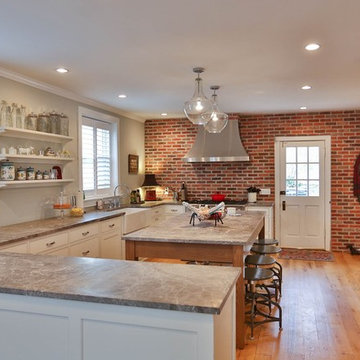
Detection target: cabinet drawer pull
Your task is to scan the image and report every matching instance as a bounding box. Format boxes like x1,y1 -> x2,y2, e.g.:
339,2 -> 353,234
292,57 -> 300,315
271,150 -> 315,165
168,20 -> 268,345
109,224 -> 115,228
46,241 -> 56,247
82,250 -> 90,256
171,209 -> 177,212
82,231 -> 90,236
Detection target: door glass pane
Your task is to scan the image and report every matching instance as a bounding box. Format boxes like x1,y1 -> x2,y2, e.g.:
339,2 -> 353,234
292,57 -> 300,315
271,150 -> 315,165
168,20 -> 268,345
309,164 -> 319,179
286,147 -> 296,162
309,181 -> 319,196
285,145 -> 320,197
297,147 -> 307,162
286,164 -> 296,179
286,180 -> 296,195
309,147 -> 319,162
297,180 -> 308,196
297,164 -> 308,179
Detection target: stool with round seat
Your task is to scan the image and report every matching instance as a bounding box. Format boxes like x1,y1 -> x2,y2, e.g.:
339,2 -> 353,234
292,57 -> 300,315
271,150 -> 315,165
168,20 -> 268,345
244,267 -> 283,339
245,254 -> 281,301
250,245 -> 283,297
253,238 -> 279,246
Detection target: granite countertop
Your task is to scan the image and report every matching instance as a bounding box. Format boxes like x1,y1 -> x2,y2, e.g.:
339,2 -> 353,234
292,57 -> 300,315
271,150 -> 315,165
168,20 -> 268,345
0,210 -> 126,246
246,201 -> 274,208
123,211 -> 264,245
0,252 -> 240,315
127,200 -> 182,208
0,200 -> 183,247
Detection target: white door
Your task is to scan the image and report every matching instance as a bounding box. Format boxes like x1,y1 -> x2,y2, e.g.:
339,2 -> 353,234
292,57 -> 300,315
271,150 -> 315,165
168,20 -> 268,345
279,140 -> 327,249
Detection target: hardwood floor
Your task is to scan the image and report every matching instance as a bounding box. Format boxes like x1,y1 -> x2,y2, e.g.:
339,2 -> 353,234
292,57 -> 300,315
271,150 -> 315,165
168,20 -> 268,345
237,252 -> 360,360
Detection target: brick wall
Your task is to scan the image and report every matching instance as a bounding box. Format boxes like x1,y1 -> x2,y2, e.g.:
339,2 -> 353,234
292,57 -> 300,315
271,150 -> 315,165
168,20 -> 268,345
145,111 -> 360,251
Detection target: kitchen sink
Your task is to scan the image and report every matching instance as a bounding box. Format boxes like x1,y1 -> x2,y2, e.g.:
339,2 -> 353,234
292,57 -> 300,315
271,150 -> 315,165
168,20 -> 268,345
121,208 -> 150,234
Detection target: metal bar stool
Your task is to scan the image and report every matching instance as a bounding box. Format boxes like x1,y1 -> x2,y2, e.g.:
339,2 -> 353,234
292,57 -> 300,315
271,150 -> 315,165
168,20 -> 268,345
253,238 -> 279,246
244,267 -> 283,339
245,254 -> 281,301
250,245 -> 283,297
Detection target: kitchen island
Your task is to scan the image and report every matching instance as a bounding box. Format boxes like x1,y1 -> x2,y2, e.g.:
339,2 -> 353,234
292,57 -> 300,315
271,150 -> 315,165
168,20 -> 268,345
123,211 -> 265,349
0,252 -> 240,360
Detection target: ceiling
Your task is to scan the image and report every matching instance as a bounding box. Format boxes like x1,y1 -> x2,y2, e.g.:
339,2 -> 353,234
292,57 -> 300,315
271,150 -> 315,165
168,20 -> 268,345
1,0 -> 360,121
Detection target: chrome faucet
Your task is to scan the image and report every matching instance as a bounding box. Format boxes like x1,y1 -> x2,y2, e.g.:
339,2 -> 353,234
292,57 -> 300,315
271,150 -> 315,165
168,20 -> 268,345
113,185 -> 120,197
113,184 -> 131,207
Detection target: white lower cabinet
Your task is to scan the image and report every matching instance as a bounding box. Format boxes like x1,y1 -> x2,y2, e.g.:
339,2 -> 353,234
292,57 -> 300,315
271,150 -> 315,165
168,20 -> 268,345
245,205 -> 274,238
0,241 -> 28,254
29,232 -> 68,254
69,237 -> 100,258
0,287 -> 236,360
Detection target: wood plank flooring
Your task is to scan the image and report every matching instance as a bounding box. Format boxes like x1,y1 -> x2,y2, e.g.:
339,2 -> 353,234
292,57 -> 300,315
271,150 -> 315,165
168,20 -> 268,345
237,252 -> 360,360
147,253 -> 360,359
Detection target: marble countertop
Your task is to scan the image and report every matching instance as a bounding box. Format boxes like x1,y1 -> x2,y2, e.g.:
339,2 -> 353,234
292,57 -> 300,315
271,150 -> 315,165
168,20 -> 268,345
0,252 -> 240,314
123,211 -> 264,245
0,210 -> 126,246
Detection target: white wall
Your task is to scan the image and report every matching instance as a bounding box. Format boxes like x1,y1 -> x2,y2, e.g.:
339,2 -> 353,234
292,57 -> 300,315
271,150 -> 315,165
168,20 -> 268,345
0,76 -> 144,226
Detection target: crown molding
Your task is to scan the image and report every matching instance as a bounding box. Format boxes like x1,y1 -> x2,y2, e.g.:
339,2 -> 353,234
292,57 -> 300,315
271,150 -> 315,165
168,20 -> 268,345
0,66 -> 145,123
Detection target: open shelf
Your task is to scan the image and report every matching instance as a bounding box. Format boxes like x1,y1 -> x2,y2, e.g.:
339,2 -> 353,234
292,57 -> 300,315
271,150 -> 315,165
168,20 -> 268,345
0,179 -> 74,189
0,154 -> 74,164
0,127 -> 73,144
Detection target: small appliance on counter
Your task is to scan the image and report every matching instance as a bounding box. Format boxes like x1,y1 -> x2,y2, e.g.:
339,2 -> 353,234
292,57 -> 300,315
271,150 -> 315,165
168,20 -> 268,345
145,190 -> 156,201
141,173 -> 160,201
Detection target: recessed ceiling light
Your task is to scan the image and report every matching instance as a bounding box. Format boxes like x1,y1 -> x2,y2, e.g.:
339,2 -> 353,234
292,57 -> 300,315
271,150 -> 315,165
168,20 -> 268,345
301,85 -> 312,90
56,67 -> 69,73
305,43 -> 320,51
118,94 -> 127,98
300,106 -> 307,110
161,113 -> 168,116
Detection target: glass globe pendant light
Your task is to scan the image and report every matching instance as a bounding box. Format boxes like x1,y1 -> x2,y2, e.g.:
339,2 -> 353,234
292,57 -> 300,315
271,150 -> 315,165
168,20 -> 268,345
203,86 -> 229,133
184,67 -> 212,125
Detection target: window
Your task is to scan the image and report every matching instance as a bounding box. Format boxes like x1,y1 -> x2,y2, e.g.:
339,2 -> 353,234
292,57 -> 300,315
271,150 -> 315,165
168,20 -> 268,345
79,108 -> 118,199
285,146 -> 320,197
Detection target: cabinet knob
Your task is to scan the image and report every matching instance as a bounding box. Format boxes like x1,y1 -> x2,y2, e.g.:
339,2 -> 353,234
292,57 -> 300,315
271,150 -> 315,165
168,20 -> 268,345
82,231 -> 90,236
46,241 -> 56,247
82,250 -> 90,256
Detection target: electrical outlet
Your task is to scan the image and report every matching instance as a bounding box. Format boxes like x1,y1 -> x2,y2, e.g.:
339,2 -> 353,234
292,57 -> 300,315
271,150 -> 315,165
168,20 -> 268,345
260,188 -> 271,195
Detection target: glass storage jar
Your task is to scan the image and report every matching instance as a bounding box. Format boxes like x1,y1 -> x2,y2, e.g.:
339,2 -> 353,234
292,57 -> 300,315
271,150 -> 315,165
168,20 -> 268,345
6,104 -> 13,127
49,111 -> 60,134
59,113 -> 69,136
10,103 -> 17,128
16,167 -> 26,181
25,112 -> 37,131
1,161 -> 15,181
26,166 -> 35,180
43,170 -> 50,180
0,100 -> 7,127
37,112 -> 50,133
35,170 -> 43,180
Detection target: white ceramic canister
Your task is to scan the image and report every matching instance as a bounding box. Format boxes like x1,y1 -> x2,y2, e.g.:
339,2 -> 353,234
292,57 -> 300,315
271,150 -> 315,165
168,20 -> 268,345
248,192 -> 257,203
1,161 -> 15,181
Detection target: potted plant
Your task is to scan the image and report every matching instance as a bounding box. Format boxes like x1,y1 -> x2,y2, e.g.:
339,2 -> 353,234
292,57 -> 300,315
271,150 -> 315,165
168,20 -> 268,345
247,186 -> 261,203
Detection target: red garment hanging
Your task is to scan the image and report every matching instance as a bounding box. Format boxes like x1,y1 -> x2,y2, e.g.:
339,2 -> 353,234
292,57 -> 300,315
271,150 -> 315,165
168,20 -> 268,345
354,154 -> 360,199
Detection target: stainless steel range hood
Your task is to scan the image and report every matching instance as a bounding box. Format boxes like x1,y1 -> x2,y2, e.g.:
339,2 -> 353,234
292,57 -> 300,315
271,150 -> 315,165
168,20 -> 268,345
182,119 -> 249,162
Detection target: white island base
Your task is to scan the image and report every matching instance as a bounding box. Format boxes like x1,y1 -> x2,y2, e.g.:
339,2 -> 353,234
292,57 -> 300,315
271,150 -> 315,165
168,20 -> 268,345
0,289 -> 235,360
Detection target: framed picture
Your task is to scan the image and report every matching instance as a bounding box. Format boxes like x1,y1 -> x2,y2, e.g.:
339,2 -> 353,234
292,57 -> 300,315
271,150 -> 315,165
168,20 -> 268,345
128,154 -> 139,174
